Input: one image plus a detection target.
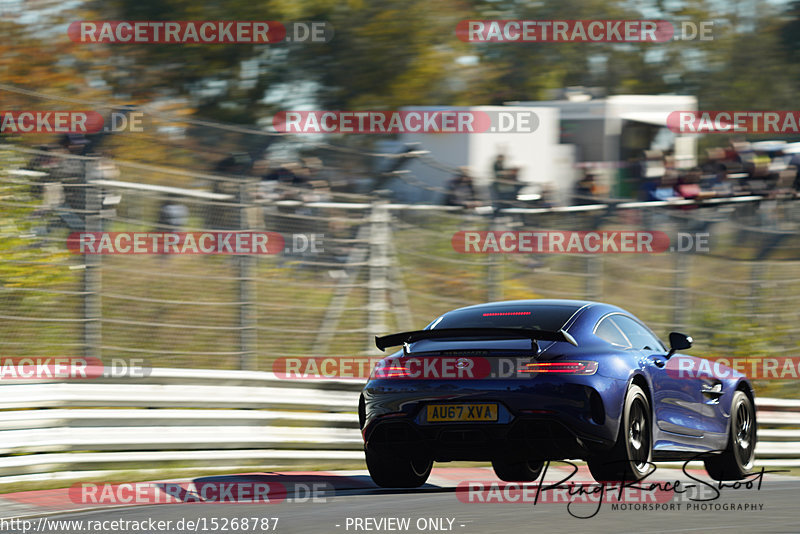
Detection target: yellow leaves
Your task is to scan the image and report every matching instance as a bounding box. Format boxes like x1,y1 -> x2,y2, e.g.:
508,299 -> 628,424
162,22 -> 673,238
0,149 -> 75,293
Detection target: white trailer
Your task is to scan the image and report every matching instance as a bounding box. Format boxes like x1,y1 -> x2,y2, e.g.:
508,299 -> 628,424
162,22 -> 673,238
384,105 -> 575,205
507,94 -> 698,198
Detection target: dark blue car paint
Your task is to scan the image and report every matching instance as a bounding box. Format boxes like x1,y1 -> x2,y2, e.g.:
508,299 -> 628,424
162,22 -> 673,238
361,299 -> 753,462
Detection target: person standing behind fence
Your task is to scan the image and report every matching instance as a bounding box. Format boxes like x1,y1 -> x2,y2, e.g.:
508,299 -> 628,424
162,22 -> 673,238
573,170 -> 597,205
153,194 -> 189,260
54,134 -> 91,229
443,167 -> 478,208
491,153 -> 521,208
207,153 -> 252,230
157,194 -> 189,230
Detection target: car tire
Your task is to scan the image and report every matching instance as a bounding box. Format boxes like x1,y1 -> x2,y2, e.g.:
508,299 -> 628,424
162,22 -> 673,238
588,383 -> 652,483
491,458 -> 544,482
365,448 -> 432,488
704,390 -> 756,481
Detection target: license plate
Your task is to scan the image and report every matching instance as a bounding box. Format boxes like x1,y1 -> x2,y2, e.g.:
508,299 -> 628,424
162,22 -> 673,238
426,403 -> 498,422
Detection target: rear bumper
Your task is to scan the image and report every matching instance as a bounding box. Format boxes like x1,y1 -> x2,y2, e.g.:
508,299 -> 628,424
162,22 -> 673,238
361,376 -> 625,461
364,414 -> 614,462
359,375 -> 627,461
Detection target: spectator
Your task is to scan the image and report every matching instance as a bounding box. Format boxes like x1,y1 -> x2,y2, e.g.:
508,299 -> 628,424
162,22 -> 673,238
443,167 -> 477,208
638,150 -> 665,201
55,134 -> 91,228
573,170 -> 597,204
701,148 -> 735,197
207,153 -> 252,230
651,174 -> 679,201
299,157 -> 332,203
157,195 -> 189,230
492,154 -> 507,181
26,145 -> 61,198
59,133 -> 89,156
675,169 -> 702,199
491,153 -> 521,207
788,151 -> 800,192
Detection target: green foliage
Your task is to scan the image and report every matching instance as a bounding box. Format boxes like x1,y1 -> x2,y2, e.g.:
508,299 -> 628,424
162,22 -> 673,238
0,147 -> 72,294
4,0 -> 800,166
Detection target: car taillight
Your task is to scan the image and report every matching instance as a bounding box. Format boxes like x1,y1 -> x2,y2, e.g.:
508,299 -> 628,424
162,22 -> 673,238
518,361 -> 598,375
376,365 -> 408,378
369,362 -> 408,379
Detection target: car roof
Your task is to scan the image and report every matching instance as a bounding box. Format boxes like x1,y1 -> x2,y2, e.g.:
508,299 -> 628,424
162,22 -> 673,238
443,299 -> 632,326
448,299 -> 603,312
421,300 -> 646,350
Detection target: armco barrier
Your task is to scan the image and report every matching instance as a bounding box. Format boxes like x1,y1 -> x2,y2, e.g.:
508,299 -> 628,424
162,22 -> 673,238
0,368 -> 798,483
0,368 -> 362,481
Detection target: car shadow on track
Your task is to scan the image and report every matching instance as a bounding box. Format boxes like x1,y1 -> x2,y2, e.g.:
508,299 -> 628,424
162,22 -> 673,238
187,472 -> 458,501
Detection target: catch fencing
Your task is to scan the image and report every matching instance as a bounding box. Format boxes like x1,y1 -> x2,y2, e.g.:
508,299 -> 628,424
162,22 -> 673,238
3,142 -> 800,481
2,144 -> 800,401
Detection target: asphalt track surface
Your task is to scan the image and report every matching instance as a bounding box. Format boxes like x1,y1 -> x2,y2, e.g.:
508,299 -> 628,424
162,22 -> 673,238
2,465 -> 799,534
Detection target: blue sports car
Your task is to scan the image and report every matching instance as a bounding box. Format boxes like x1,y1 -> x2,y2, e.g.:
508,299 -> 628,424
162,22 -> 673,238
359,299 -> 756,487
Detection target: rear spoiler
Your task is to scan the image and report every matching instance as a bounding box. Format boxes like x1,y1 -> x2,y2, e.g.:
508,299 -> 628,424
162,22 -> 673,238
375,327 -> 578,352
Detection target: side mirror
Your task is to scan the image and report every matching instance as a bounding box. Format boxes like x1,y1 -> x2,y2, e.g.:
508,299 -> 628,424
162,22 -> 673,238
666,332 -> 693,358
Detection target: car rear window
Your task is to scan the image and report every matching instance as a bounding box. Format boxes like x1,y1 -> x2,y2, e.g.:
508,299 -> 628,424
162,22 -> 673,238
431,304 -> 579,331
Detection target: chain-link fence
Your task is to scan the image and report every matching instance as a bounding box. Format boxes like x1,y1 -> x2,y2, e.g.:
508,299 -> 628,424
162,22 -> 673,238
3,144 -> 800,397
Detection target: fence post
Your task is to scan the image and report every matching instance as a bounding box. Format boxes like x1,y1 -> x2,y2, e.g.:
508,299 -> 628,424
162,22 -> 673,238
314,225 -> 369,355
585,256 -> 602,301
749,261 -> 765,316
386,226 -> 414,332
487,217 -> 503,302
83,158 -> 102,359
366,202 -> 390,353
672,252 -> 689,329
238,180 -> 256,370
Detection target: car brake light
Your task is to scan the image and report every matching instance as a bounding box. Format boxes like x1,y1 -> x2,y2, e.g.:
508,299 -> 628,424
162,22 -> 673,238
377,366 -> 408,378
370,363 -> 409,379
518,361 -> 598,375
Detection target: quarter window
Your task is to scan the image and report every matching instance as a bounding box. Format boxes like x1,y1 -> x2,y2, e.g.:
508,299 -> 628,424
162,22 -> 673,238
594,316 -> 631,348
609,315 -> 665,352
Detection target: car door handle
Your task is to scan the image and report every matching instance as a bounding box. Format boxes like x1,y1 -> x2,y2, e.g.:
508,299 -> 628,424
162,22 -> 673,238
701,383 -> 723,396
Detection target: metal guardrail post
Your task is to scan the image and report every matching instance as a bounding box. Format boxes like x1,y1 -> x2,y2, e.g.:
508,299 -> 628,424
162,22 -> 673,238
83,158 -> 102,360
238,180 -> 256,370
